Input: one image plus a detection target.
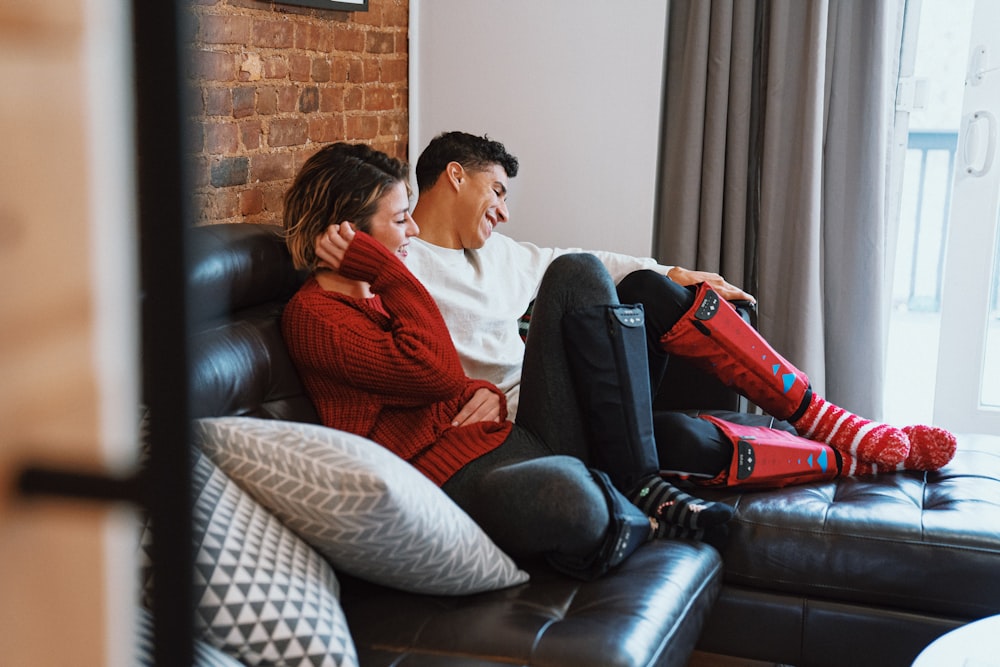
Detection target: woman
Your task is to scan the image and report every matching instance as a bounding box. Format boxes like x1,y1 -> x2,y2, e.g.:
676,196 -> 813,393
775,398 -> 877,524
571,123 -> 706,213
279,143 -> 730,580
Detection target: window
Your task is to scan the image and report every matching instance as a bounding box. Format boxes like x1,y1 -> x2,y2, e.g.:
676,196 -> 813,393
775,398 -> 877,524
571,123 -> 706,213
887,0 -> 1000,434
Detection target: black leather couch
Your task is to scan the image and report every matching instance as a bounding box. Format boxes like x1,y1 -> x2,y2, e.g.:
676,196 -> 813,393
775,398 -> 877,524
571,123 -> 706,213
654,327 -> 1000,663
187,222 -> 1000,667
692,426 -> 1000,666
186,222 -> 723,667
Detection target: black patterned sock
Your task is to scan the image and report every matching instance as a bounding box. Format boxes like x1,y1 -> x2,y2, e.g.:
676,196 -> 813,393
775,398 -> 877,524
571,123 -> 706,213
650,519 -> 703,540
650,519 -> 730,552
629,475 -> 733,530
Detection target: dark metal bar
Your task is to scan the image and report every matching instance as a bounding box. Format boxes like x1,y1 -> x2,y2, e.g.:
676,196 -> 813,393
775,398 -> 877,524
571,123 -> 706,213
17,466 -> 143,505
132,1 -> 196,665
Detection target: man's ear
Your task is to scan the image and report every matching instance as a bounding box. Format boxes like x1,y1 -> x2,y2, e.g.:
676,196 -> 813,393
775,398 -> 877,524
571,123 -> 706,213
446,161 -> 466,190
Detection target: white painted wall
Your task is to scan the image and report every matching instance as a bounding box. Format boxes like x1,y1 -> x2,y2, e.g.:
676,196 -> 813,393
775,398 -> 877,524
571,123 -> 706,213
409,0 -> 669,256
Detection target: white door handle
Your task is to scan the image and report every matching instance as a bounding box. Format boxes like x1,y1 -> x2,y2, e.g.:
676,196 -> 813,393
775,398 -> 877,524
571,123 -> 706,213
964,110 -> 997,177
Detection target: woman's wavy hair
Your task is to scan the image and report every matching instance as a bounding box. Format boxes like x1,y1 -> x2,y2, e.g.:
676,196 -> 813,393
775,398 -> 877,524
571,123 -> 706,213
283,142 -> 409,272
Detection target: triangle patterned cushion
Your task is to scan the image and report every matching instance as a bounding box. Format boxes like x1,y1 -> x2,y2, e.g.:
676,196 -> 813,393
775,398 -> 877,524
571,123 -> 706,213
134,605 -> 246,667
140,449 -> 358,667
193,417 -> 529,595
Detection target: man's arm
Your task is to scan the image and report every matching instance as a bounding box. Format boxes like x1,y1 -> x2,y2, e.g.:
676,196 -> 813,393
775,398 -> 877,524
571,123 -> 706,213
666,266 -> 756,303
583,246 -> 757,303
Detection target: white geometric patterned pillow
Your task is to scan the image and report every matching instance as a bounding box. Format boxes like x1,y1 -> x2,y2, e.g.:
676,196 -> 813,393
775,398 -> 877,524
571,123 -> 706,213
193,417 -> 530,595
134,605 -> 246,667
140,449 -> 359,667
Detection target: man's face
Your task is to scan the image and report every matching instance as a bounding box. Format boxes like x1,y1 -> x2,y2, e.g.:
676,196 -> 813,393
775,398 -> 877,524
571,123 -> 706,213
454,163 -> 509,250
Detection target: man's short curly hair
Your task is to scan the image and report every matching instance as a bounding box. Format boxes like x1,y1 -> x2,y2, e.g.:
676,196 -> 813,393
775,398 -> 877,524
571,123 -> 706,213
414,131 -> 519,192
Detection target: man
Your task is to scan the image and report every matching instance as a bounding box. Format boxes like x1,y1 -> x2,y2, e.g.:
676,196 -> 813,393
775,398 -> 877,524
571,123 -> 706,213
396,130 -> 751,418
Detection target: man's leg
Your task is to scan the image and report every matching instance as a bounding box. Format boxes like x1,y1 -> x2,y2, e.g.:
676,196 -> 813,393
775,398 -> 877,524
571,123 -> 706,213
516,253 -> 622,461
518,256 -> 731,531
621,272 -> 955,469
653,410 -> 953,488
615,269 -> 693,392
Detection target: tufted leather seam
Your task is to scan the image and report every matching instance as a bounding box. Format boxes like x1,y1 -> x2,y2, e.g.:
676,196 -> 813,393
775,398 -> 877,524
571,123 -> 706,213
361,590 -> 579,665
525,588 -> 574,661
366,644 -> 526,665
721,573 -> 1000,617
636,555 -> 725,667
534,548 -> 724,666
797,598 -> 808,663
729,517 -> 1000,552
921,474 -> 929,541
527,617 -> 560,664
364,611 -> 439,663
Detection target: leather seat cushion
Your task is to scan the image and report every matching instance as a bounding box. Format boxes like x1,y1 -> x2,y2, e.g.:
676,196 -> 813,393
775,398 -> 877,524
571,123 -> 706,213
340,540 -> 723,667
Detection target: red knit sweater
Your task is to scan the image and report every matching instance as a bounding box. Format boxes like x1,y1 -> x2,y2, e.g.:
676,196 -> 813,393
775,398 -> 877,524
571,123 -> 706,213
281,232 -> 512,486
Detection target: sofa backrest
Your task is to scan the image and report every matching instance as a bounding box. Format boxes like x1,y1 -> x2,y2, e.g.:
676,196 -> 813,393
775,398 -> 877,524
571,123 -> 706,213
186,223 -> 320,424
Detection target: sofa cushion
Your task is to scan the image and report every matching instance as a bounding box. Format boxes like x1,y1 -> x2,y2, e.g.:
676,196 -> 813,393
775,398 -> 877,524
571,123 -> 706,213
339,540 -> 724,667
141,449 -> 359,667
187,222 -> 319,424
194,417 -> 530,595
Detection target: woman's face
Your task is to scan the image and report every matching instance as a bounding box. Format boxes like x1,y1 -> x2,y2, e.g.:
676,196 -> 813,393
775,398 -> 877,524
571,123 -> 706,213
366,180 -> 419,261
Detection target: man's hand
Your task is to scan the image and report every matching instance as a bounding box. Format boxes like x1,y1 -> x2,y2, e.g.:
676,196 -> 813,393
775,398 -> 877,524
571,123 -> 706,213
667,266 -> 756,304
315,222 -> 355,271
451,388 -> 502,427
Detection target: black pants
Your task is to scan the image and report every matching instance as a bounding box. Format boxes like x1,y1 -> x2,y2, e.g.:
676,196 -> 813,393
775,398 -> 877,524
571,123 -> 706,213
443,424 -> 612,558
444,255 -> 650,565
617,270 -> 735,478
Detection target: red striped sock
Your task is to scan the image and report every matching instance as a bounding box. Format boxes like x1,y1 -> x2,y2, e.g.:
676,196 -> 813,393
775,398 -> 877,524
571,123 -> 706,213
837,451 -> 883,477
840,426 -> 956,475
791,393 -> 910,467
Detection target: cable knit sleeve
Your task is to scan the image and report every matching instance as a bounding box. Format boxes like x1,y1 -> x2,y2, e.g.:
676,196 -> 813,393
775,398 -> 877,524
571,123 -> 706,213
291,232 -> 475,407
283,233 -> 513,482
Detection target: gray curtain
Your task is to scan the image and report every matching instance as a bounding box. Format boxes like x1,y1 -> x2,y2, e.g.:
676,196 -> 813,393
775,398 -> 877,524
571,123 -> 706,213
656,0 -> 904,418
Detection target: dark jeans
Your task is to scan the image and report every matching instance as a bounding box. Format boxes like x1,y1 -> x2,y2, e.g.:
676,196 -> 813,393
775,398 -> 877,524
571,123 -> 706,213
444,254 -> 651,563
444,259 -> 734,564
443,424 -> 610,558
616,269 -> 695,388
617,270 -> 736,477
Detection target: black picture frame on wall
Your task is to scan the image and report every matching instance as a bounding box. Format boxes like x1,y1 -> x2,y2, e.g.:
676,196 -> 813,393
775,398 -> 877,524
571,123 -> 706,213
278,0 -> 369,10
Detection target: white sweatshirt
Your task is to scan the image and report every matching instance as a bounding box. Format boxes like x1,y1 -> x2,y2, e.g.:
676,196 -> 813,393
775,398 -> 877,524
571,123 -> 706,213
405,232 -> 672,419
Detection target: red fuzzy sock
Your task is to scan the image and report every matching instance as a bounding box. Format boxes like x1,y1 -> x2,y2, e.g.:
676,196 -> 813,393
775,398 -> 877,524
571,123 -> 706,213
838,451 -> 882,476
901,425 -> 957,471
840,426 -> 956,475
791,393 -> 910,467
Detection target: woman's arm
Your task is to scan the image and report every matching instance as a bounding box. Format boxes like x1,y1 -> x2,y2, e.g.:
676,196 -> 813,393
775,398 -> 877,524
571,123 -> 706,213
288,230 -> 473,406
283,293 -> 464,406
307,226 -> 509,418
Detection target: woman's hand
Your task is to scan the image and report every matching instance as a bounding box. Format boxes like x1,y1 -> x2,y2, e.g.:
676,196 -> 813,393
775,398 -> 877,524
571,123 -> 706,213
315,222 -> 356,271
451,387 -> 503,426
667,266 -> 756,304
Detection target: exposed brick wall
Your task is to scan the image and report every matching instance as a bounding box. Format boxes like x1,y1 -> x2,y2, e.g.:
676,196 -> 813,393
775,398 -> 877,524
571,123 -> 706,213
189,0 -> 408,226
